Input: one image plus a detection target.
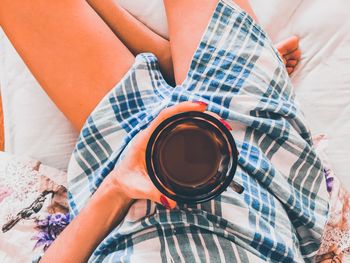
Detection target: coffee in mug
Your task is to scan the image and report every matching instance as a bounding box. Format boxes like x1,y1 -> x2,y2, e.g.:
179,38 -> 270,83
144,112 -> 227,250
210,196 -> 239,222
146,111 -> 243,203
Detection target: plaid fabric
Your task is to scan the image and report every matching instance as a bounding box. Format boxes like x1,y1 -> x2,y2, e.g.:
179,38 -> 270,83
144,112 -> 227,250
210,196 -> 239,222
67,0 -> 329,262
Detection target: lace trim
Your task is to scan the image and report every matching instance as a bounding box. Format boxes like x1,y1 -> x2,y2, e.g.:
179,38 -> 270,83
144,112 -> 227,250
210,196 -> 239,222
318,177 -> 350,260
0,154 -> 42,225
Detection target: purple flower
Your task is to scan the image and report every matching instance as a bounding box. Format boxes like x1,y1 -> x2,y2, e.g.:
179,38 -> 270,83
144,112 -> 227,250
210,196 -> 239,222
324,168 -> 334,193
32,213 -> 70,251
326,177 -> 334,193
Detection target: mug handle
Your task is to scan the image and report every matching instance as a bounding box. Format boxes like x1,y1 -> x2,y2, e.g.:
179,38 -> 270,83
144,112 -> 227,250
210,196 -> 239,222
231,180 -> 244,194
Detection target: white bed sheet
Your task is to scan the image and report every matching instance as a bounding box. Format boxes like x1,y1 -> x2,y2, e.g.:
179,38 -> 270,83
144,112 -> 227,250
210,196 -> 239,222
0,30 -> 79,171
0,1 -> 349,263
0,0 -> 349,187
250,0 -> 350,188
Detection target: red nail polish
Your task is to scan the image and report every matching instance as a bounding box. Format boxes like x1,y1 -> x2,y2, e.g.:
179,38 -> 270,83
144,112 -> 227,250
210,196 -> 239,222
220,119 -> 232,131
193,101 -> 208,107
160,195 -> 171,209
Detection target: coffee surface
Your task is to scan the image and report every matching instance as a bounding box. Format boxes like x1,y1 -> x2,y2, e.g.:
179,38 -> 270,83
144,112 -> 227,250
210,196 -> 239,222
157,123 -> 221,187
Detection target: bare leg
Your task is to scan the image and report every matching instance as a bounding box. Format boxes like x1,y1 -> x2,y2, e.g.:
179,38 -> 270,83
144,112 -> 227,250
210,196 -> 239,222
89,0 -> 302,85
164,0 -> 260,85
163,0 -> 219,85
86,0 -> 175,84
88,0 -> 299,81
0,0 -> 134,129
164,0 -> 300,84
0,0 -> 301,132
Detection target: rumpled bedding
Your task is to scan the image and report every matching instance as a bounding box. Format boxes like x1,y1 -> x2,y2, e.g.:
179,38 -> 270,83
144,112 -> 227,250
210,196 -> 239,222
0,152 -> 68,263
1,0 -> 349,186
0,0 -> 349,262
65,1 -> 330,262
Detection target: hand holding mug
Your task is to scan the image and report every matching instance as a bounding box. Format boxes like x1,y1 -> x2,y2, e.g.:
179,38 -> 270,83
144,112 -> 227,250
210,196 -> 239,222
108,101 -> 209,209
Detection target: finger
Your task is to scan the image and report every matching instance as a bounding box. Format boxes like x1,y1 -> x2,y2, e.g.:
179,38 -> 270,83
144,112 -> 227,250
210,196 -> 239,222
137,173 -> 177,209
128,173 -> 177,209
135,101 -> 208,143
276,36 -> 299,55
285,49 -> 301,61
282,56 -> 287,65
287,67 -> 294,75
146,101 -> 208,133
160,194 -> 177,209
205,111 -> 221,119
149,187 -> 177,209
286,59 -> 298,67
205,111 -> 232,130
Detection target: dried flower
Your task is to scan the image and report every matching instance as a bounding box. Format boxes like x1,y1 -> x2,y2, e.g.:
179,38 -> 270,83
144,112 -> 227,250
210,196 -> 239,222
324,168 -> 334,193
32,213 -> 70,251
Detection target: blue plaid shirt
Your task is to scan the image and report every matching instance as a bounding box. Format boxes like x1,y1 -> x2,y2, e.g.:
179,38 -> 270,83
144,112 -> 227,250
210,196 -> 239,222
65,0 -> 329,262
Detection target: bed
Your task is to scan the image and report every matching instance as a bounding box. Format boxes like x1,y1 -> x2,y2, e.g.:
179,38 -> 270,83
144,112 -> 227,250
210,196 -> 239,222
0,0 -> 349,262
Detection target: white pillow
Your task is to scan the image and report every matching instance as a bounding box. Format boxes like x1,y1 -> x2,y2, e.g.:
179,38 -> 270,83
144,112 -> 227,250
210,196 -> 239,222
0,1 -> 168,172
0,28 -> 78,171
117,0 -> 168,39
1,0 -> 349,188
250,0 -> 350,187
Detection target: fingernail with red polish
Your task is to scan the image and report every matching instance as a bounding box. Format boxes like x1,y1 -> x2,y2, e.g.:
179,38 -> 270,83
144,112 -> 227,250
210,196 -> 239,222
160,195 -> 171,209
220,119 -> 232,131
193,101 -> 208,107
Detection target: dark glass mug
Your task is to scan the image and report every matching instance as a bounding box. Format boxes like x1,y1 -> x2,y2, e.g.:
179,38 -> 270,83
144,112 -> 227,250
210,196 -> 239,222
146,111 -> 243,204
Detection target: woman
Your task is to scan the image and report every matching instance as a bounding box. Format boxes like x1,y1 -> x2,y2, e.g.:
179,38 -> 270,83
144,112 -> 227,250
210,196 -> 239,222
0,0 -> 339,262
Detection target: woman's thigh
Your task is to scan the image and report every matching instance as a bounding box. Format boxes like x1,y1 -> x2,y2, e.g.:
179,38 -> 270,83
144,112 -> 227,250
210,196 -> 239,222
163,0 -> 258,85
0,0 -> 134,130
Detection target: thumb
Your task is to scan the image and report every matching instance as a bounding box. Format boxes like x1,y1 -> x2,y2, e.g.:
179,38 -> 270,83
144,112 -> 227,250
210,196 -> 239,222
145,101 -> 208,135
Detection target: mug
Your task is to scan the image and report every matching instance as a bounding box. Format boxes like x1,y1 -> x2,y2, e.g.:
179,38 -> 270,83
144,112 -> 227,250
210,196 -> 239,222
146,111 -> 243,204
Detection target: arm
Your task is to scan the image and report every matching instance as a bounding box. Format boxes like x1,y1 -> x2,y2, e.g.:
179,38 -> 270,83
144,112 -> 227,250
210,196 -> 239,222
87,0 -> 175,85
40,102 -> 206,262
40,176 -> 133,263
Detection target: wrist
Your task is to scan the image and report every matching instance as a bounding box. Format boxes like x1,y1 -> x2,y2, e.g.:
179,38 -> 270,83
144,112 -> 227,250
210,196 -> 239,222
99,174 -> 132,205
90,176 -> 134,227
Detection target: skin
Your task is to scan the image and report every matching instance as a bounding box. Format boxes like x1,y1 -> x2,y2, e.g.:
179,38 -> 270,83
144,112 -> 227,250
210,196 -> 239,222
164,0 -> 259,84
0,0 -> 134,130
40,101 -> 206,263
276,35 -> 301,75
0,0 -> 300,130
86,0 -> 175,85
0,0 -> 302,261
